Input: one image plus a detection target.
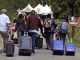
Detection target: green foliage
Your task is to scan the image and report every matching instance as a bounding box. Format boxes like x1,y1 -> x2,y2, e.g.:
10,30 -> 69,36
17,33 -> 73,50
0,0 -> 80,20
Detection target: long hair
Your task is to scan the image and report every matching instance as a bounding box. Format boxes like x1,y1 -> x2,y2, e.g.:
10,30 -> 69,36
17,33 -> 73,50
18,14 -> 24,19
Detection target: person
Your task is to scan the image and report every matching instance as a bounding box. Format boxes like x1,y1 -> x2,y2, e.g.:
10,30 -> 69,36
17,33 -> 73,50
43,14 -> 53,49
66,16 -> 69,23
11,16 -> 18,44
59,16 -> 68,45
12,16 -> 17,32
15,14 -> 25,47
13,16 -> 17,23
25,10 -> 43,53
0,9 -> 10,52
50,20 -> 57,40
71,15 -> 75,22
24,12 -> 30,30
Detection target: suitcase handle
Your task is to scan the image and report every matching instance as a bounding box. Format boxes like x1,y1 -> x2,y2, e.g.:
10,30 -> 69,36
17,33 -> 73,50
67,33 -> 73,43
8,30 -> 12,41
24,32 -> 28,36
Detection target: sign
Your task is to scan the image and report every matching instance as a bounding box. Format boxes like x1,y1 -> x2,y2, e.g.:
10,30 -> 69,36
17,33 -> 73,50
69,22 -> 78,27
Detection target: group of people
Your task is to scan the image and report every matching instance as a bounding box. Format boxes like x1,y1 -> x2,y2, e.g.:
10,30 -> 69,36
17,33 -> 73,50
0,9 -> 69,54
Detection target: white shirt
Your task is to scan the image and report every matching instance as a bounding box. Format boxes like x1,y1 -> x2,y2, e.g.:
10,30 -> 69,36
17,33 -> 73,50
71,16 -> 75,22
0,14 -> 10,32
29,30 -> 38,33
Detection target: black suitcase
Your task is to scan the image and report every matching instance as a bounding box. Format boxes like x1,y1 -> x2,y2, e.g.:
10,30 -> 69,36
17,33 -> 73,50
35,36 -> 43,49
19,36 -> 32,56
6,33 -> 14,57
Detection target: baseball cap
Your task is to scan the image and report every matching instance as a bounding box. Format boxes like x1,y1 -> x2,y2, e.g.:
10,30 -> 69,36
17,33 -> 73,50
1,9 -> 7,13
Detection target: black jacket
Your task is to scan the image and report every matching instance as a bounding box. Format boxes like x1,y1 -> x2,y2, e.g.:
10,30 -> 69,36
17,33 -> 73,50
15,18 -> 25,31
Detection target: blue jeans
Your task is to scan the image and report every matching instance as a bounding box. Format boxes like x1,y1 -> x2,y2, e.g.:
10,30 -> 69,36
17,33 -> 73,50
28,32 -> 36,53
17,30 -> 24,47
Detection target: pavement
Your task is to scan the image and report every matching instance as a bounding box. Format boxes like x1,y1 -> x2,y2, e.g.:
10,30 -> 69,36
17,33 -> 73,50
0,39 -> 80,60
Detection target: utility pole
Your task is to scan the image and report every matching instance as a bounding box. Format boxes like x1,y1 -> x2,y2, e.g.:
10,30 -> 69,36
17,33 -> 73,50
42,0 -> 43,5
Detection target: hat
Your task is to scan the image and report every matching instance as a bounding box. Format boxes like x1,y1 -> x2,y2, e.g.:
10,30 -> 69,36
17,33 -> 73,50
1,9 -> 7,13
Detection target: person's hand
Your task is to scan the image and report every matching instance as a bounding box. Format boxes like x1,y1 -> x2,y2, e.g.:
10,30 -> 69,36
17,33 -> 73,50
24,32 -> 28,36
42,33 -> 45,38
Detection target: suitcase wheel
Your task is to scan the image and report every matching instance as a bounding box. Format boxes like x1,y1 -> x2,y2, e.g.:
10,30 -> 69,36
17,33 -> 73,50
6,54 -> 14,57
19,52 -> 31,56
65,51 -> 75,56
19,50 -> 31,56
53,50 -> 64,55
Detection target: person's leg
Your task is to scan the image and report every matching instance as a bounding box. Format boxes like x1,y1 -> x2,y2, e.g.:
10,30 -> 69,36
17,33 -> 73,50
60,32 -> 63,40
46,32 -> 51,49
44,32 -> 49,49
1,32 -> 8,52
49,33 -> 54,49
0,32 -> 4,53
17,31 -> 22,47
62,33 -> 66,45
28,32 -> 36,53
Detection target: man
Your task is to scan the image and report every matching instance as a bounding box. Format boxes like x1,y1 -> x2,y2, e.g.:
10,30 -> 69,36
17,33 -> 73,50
0,9 -> 10,52
25,10 -> 43,53
59,16 -> 68,45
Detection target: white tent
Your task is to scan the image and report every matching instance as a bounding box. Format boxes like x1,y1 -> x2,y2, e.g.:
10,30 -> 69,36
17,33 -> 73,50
40,4 -> 53,15
17,9 -> 22,15
27,4 -> 33,10
34,4 -> 44,14
22,4 -> 33,12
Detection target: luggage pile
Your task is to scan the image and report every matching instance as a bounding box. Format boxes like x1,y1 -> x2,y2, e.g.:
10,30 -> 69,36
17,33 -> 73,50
6,32 -> 32,57
5,31 -> 76,57
50,34 -> 76,56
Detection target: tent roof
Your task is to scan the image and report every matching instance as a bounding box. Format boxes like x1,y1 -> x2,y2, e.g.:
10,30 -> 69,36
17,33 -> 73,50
27,4 -> 33,10
40,4 -> 53,15
22,4 -> 33,12
34,4 -> 44,14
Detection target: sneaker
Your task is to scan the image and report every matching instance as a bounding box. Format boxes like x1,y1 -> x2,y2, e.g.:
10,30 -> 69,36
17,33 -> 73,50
46,48 -> 49,50
32,51 -> 35,54
0,50 -> 3,54
46,47 -> 51,50
4,49 -> 6,53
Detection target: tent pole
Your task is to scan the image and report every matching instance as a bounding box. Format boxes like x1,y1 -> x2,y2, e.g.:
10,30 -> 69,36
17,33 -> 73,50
42,0 -> 43,5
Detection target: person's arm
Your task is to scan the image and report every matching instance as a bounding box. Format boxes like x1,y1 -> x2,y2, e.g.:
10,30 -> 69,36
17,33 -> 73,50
38,19 -> 43,34
6,16 -> 10,30
15,20 -> 18,32
25,16 -> 30,32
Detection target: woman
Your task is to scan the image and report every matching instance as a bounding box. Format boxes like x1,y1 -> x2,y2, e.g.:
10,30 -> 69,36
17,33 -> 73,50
43,14 -> 52,49
15,14 -> 25,47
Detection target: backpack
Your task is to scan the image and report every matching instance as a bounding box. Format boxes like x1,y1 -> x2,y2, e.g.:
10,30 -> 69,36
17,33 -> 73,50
60,22 -> 68,33
44,19 -> 52,28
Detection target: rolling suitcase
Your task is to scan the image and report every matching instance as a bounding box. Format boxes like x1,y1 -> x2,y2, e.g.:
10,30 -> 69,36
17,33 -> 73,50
6,33 -> 14,57
65,37 -> 76,56
35,36 -> 43,49
51,40 -> 64,55
19,36 -> 32,56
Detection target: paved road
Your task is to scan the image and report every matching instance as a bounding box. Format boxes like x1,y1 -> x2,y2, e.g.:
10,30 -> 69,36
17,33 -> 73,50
0,43 -> 80,60
0,30 -> 80,60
